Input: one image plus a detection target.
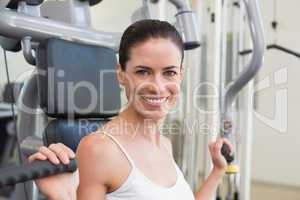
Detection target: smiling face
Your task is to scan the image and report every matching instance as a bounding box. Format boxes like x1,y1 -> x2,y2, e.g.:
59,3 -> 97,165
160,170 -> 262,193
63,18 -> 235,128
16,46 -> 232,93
117,38 -> 183,120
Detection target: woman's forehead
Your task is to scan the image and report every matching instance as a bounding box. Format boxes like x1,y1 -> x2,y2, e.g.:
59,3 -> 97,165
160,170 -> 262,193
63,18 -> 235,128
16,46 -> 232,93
132,38 -> 180,52
127,38 -> 182,68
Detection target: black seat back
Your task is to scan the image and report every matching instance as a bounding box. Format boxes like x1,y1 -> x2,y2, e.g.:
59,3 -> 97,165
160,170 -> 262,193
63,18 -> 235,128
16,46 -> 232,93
37,38 -> 121,151
43,119 -> 105,152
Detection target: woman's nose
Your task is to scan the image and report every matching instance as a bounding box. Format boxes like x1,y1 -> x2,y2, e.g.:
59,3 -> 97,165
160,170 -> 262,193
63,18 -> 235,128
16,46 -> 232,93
148,75 -> 167,94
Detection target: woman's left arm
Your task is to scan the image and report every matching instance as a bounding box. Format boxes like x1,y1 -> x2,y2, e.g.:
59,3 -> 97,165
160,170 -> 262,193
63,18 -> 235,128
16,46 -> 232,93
195,138 -> 233,200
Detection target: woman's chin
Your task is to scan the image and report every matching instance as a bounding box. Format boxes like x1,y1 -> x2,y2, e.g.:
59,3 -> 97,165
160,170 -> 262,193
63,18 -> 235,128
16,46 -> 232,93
129,100 -> 173,121
136,108 -> 167,121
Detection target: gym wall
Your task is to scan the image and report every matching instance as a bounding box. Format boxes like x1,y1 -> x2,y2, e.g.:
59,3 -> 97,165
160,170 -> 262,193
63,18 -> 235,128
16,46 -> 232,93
252,0 -> 300,188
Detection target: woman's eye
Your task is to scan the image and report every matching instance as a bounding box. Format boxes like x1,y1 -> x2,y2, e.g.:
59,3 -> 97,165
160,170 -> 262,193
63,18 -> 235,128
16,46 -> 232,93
164,70 -> 178,77
136,70 -> 150,76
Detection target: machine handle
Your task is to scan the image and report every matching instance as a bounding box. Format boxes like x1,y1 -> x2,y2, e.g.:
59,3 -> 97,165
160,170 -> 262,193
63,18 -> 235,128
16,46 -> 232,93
221,143 -> 234,164
0,159 -> 77,187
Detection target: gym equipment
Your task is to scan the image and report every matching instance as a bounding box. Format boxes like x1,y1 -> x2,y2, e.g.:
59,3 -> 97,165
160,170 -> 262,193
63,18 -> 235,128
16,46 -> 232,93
240,45 -> 300,58
0,0 -> 200,52
222,0 -> 265,199
0,0 -> 267,199
239,0 -> 300,58
0,83 -> 23,169
202,0 -> 265,199
221,0 -> 265,164
0,0 -> 201,200
0,159 -> 77,187
0,103 -> 15,167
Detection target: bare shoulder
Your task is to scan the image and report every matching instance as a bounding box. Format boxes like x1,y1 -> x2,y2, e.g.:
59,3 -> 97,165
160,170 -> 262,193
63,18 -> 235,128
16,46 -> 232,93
76,129 -> 132,194
77,116 -> 126,159
75,132 -> 120,198
77,132 -> 114,159
76,132 -> 122,187
161,135 -> 173,155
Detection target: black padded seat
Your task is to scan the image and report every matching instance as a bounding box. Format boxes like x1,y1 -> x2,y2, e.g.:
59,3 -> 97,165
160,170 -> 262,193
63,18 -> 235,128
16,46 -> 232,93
36,38 -> 121,151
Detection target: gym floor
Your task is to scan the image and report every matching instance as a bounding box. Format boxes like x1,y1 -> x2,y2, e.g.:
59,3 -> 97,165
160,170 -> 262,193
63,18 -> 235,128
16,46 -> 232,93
198,176 -> 300,200
251,181 -> 300,200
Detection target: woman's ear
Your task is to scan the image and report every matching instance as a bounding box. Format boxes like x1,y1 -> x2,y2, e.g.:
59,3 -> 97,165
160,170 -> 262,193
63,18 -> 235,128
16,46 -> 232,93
116,63 -> 125,86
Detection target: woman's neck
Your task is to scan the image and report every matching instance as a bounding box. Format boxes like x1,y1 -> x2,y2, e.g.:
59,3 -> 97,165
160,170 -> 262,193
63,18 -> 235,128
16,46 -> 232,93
118,106 -> 165,147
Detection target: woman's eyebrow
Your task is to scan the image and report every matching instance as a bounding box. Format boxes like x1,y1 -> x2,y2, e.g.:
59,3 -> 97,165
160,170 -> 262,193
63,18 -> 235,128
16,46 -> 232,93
135,65 -> 151,70
134,65 -> 179,70
164,66 -> 179,70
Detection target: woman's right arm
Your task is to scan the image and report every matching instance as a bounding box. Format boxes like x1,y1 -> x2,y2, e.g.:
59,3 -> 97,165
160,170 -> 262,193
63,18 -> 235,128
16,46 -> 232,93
29,133 -> 114,200
28,143 -> 78,200
76,134 -> 114,200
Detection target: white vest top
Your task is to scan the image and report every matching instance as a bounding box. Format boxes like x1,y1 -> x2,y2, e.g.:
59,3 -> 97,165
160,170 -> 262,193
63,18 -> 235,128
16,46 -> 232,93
103,133 -> 195,200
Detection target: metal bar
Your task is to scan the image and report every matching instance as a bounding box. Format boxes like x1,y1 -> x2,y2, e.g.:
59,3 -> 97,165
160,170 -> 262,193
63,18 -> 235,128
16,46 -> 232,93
223,0 -> 265,120
168,0 -> 201,49
238,77 -> 254,200
222,0 -> 264,199
267,44 -> 300,58
168,0 -> 190,11
20,136 -> 43,157
203,0 -> 222,199
0,9 -> 121,51
237,1 -> 254,200
239,44 -> 300,58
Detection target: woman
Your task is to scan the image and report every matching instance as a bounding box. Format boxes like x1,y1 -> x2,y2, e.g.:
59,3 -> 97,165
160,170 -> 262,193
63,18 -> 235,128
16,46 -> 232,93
29,19 -> 233,200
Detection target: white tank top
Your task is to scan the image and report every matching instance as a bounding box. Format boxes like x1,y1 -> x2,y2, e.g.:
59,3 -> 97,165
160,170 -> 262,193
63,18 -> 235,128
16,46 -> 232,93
103,133 -> 195,200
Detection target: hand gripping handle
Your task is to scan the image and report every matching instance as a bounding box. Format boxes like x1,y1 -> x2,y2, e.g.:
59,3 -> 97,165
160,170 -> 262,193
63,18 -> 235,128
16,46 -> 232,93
0,159 -> 77,187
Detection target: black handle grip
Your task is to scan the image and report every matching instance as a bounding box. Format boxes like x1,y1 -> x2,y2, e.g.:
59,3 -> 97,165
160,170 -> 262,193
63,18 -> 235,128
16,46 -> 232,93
0,159 -> 77,187
221,144 -> 234,164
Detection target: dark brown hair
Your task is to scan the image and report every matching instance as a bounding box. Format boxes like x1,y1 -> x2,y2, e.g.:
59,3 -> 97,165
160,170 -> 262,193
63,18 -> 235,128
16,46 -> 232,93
118,19 -> 184,70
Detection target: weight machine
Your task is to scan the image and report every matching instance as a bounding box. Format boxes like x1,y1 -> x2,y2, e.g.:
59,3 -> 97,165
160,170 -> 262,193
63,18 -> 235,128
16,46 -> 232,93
0,0 -> 200,199
0,0 -> 266,200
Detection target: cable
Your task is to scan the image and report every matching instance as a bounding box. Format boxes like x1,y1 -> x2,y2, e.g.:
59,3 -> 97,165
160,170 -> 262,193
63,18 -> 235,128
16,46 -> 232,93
271,0 -> 278,44
273,0 -> 277,23
2,48 -> 29,200
271,0 -> 278,30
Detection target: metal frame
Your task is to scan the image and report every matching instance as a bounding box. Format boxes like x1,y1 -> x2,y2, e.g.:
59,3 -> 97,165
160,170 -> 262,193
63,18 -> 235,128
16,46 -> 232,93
0,1 -> 201,200
222,0 -> 265,120
221,0 -> 265,200
0,0 -> 265,200
0,8 -> 122,51
201,0 -> 265,199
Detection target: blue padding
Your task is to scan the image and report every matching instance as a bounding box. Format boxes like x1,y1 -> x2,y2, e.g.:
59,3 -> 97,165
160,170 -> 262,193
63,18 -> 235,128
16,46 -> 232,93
43,119 -> 107,152
37,38 -> 121,118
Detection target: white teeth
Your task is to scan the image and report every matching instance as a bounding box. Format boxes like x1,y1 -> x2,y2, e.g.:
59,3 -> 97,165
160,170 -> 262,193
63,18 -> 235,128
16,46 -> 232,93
142,97 -> 167,104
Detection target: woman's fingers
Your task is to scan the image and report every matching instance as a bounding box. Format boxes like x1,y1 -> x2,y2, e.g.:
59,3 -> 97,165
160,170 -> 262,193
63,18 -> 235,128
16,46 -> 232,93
209,139 -> 230,170
38,146 -> 60,164
28,143 -> 75,166
57,143 -> 75,159
208,142 -> 220,160
209,138 -> 234,157
48,144 -> 71,165
28,152 -> 47,163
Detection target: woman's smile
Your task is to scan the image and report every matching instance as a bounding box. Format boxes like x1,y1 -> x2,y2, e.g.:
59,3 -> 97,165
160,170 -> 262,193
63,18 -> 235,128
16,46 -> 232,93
140,95 -> 168,108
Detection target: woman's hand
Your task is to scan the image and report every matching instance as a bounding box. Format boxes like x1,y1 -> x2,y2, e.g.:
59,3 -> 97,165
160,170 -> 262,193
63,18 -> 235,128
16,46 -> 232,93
28,143 -> 78,200
195,139 -> 234,200
208,138 -> 233,174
